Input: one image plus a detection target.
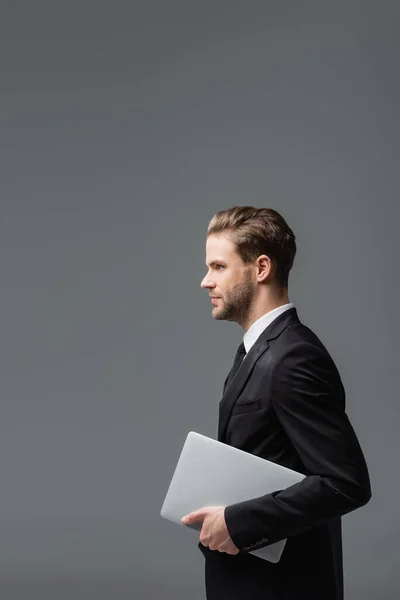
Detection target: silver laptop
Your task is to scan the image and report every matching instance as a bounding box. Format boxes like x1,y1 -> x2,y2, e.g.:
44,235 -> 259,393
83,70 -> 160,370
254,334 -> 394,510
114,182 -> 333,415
160,431 -> 305,563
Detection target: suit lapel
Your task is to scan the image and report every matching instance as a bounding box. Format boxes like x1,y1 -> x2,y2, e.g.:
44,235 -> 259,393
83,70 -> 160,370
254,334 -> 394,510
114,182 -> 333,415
217,307 -> 300,442
218,337 -> 269,441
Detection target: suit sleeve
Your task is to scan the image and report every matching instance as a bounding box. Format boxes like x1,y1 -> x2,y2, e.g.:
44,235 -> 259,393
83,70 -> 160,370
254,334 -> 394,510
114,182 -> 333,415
224,341 -> 371,551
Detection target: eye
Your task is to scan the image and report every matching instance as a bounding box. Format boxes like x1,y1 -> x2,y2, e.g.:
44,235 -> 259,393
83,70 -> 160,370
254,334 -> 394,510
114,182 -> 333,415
215,265 -> 225,270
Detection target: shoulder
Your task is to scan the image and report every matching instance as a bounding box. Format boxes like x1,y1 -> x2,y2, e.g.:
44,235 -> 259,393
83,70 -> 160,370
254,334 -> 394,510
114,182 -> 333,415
266,321 -> 343,387
269,321 -> 334,362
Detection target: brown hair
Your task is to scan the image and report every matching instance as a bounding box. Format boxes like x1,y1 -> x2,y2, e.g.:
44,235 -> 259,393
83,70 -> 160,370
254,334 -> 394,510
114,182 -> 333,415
207,206 -> 296,288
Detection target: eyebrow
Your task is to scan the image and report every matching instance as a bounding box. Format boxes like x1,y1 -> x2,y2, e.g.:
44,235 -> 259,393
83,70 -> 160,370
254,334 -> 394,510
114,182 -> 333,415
206,260 -> 227,268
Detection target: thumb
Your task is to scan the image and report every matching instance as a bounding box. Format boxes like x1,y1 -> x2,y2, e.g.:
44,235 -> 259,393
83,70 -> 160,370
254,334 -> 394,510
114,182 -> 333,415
181,507 -> 208,524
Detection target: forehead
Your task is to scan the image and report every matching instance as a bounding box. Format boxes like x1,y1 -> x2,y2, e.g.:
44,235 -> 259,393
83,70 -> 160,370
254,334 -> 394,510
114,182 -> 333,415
205,234 -> 238,265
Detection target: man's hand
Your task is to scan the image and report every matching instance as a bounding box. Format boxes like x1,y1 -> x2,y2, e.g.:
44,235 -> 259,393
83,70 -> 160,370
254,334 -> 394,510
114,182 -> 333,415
181,506 -> 240,555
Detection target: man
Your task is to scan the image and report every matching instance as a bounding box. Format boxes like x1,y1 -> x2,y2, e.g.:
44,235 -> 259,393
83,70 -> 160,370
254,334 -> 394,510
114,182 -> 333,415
181,206 -> 371,599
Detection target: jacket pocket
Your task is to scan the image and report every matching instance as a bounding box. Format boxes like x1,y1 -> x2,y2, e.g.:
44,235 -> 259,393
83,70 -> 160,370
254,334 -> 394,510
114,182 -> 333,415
231,398 -> 262,415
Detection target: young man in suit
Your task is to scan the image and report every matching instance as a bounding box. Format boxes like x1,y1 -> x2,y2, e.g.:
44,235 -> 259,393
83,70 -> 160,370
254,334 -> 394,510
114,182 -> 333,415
181,206 -> 371,600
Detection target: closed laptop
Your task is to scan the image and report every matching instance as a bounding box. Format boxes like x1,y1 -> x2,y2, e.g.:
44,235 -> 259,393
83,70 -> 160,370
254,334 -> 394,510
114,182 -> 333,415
160,431 -> 305,563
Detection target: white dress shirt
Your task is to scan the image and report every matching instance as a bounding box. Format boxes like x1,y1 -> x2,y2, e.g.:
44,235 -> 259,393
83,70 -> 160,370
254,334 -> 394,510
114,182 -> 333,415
242,303 -> 295,356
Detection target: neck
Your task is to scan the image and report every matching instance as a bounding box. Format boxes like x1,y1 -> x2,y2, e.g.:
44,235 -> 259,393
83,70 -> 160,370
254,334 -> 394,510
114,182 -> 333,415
241,288 -> 290,332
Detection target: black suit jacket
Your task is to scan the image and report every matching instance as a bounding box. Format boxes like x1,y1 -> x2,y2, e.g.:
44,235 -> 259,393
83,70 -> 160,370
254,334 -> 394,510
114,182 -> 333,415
199,308 -> 371,600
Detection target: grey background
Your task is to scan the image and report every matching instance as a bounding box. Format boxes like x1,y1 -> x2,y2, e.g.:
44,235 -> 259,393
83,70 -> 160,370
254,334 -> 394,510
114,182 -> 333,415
1,1 -> 399,598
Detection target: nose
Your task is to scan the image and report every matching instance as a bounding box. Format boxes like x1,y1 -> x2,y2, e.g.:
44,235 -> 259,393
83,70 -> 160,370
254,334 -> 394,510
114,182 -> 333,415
200,274 -> 214,289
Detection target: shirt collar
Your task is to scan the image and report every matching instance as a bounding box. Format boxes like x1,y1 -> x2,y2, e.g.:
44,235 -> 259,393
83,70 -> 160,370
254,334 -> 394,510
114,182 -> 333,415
243,303 -> 295,354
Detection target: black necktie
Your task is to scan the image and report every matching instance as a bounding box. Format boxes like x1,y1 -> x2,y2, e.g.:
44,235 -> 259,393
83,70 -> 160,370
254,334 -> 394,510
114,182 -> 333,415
224,341 -> 246,391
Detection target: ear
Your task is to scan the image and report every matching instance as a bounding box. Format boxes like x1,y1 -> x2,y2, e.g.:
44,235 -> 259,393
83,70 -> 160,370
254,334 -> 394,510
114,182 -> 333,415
256,255 -> 274,282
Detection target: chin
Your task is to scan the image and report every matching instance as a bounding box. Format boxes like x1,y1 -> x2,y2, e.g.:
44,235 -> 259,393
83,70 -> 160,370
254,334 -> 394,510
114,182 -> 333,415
213,312 -> 226,321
